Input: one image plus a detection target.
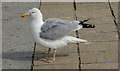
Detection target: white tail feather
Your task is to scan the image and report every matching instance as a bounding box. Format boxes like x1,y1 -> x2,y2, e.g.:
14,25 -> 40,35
63,36 -> 88,43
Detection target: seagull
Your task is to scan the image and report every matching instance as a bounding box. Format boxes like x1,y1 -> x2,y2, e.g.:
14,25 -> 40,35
21,8 -> 95,63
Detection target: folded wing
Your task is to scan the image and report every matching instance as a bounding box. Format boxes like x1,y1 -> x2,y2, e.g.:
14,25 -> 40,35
40,18 -> 82,40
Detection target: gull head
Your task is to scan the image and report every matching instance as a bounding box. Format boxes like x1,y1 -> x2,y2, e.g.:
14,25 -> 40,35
21,8 -> 42,19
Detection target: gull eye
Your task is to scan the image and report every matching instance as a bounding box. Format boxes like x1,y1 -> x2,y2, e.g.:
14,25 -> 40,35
32,12 -> 34,13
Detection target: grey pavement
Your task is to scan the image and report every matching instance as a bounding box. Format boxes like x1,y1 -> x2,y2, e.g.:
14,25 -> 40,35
76,2 -> 118,69
1,1 -> 119,70
2,2 -> 39,69
33,2 -> 118,69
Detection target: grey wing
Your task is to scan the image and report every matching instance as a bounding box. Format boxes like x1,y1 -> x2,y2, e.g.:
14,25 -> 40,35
40,18 -> 81,40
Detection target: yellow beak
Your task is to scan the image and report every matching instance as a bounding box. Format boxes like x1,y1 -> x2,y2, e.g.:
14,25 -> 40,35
21,14 -> 30,18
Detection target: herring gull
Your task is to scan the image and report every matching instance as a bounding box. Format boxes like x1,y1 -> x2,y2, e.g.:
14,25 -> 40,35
21,8 -> 95,63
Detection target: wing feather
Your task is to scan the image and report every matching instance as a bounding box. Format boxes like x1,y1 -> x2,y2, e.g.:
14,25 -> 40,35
40,18 -> 81,40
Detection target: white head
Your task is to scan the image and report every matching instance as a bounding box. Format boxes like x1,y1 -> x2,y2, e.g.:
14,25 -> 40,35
21,8 -> 42,19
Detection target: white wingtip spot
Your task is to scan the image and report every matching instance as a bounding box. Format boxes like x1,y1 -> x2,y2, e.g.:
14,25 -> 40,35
85,41 -> 91,44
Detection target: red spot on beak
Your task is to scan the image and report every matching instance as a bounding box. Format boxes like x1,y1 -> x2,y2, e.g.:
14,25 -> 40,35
21,16 -> 24,18
21,14 -> 30,18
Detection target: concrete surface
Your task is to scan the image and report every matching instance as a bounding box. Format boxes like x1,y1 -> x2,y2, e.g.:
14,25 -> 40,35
76,2 -> 118,69
118,2 -> 120,71
2,2 -> 39,69
33,2 -> 118,69
1,1 -> 119,70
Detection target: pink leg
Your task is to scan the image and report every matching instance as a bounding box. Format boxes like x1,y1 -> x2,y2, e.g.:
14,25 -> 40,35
48,48 -> 51,54
40,48 -> 51,61
46,49 -> 56,63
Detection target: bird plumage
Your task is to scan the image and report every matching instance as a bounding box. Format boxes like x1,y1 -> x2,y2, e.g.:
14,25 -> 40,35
21,8 -> 95,49
21,8 -> 95,63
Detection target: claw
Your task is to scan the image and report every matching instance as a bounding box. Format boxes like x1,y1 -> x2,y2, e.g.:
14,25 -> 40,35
45,59 -> 55,63
40,58 -> 47,61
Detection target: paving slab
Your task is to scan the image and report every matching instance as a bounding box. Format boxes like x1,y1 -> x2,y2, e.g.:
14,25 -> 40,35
118,2 -> 120,71
110,2 -> 118,22
76,2 -> 118,69
81,63 -> 118,69
33,2 -> 118,69
34,63 -> 78,69
118,2 -> 120,26
81,50 -> 118,64
2,2 -> 39,69
79,31 -> 118,42
40,2 -> 74,20
79,24 -> 117,32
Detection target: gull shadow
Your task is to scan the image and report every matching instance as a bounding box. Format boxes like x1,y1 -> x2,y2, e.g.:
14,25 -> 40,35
2,51 -> 69,61
34,51 -> 69,61
2,51 -> 33,61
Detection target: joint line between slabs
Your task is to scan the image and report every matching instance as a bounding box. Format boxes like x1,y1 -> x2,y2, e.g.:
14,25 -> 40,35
39,0 -> 42,10
108,0 -> 120,40
31,1 -> 41,71
31,42 -> 37,71
73,0 -> 81,71
108,3 -> 120,69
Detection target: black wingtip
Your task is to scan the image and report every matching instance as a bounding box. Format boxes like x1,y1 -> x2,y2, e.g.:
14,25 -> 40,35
79,19 -> 95,28
92,25 -> 95,28
79,19 -> 90,24
82,24 -> 95,28
82,19 -> 90,22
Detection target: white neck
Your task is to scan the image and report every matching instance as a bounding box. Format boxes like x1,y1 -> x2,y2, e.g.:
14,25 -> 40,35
33,12 -> 43,24
30,15 -> 44,43
30,12 -> 44,34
